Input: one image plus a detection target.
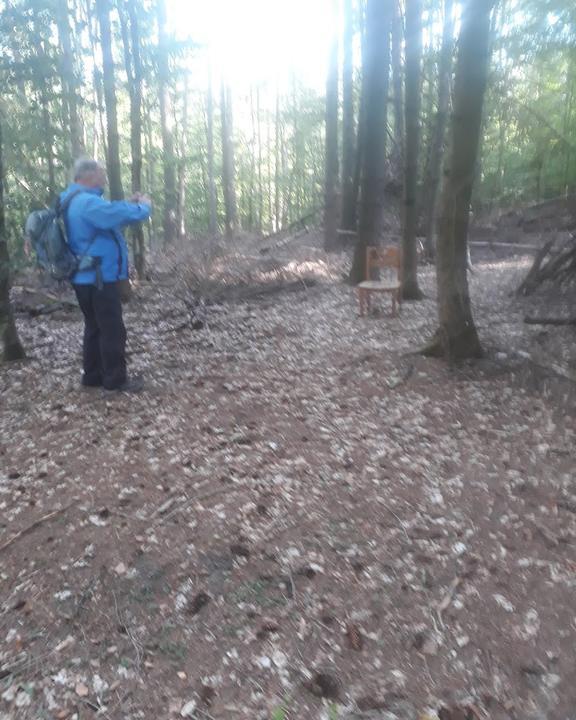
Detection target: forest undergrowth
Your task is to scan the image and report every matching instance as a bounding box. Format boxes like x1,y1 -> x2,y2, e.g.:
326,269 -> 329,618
1,238 -> 576,720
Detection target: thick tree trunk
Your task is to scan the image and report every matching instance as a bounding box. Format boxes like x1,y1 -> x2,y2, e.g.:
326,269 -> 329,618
423,0 -> 494,361
120,0 -> 146,277
350,0 -> 392,284
206,69 -> 218,235
96,0 -> 124,201
422,0 -> 453,260
340,0 -> 356,231
324,18 -> 339,251
0,121 -> 25,363
57,0 -> 85,161
401,0 -> 423,300
220,82 -> 238,239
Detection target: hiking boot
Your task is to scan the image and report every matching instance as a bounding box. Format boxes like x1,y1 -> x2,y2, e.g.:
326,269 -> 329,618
104,375 -> 144,394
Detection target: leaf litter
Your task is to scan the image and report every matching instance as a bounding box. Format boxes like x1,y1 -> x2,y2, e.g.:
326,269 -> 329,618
1,241 -> 576,719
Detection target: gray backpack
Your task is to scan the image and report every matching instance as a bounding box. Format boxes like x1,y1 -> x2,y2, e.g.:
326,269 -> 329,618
25,189 -> 89,281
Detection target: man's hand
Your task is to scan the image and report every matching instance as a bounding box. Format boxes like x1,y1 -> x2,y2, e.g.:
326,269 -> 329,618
130,192 -> 152,207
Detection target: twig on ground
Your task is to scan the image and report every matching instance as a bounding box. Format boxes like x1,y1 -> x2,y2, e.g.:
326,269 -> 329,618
0,502 -> 77,555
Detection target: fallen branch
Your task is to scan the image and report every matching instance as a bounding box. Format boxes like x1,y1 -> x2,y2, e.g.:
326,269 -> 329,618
0,502 -> 77,555
524,316 -> 576,326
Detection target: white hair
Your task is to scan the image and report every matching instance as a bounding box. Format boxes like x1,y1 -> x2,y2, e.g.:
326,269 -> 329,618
73,158 -> 101,181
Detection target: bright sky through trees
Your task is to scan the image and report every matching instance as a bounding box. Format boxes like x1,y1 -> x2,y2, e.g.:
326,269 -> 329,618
166,0 -> 335,91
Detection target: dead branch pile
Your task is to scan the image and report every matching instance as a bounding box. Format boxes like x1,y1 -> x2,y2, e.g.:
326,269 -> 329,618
152,233 -> 335,332
517,231 -> 576,295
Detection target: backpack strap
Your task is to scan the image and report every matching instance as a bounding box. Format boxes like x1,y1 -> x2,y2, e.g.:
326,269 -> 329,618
56,188 -> 86,218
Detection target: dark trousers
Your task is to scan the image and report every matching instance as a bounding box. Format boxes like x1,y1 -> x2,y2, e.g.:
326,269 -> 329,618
73,282 -> 127,389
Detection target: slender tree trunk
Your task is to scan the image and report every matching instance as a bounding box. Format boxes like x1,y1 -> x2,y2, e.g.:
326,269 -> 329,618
85,3 -> 107,161
57,0 -> 85,161
350,0 -> 392,284
350,2 -> 368,235
401,0 -> 423,299
324,15 -> 339,251
274,88 -> 282,231
0,120 -> 25,362
120,0 -> 146,277
206,68 -> 218,235
256,86 -> 264,233
267,95 -> 274,230
423,0 -> 494,361
176,76 -> 189,241
422,0 -> 454,260
340,0 -> 356,231
156,0 -> 177,244
32,14 -> 56,202
96,0 -> 124,200
391,0 -> 404,163
220,82 -> 238,238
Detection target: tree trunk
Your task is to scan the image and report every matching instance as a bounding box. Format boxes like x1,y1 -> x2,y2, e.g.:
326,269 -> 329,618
32,14 -> 57,202
423,0 -> 494,361
350,0 -> 392,284
57,0 -> 85,161
324,15 -> 339,251
0,120 -> 25,362
340,0 -> 356,231
422,0 -> 453,260
178,77 -> 189,241
156,0 -> 177,244
391,0 -> 404,163
96,0 -> 124,200
84,3 -> 107,160
401,0 -> 423,299
256,86 -> 264,233
274,88 -> 282,231
350,4 -> 368,234
119,0 -> 146,278
206,67 -> 218,235
220,82 -> 238,239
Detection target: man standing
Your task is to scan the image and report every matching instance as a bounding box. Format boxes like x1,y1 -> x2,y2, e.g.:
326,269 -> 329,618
61,158 -> 152,392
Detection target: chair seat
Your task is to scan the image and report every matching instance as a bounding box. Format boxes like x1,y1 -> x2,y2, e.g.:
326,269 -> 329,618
358,280 -> 400,292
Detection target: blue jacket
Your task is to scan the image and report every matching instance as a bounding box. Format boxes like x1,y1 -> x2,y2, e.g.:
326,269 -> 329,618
60,184 -> 151,285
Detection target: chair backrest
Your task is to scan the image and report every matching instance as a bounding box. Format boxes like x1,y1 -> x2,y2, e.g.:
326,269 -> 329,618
366,245 -> 401,279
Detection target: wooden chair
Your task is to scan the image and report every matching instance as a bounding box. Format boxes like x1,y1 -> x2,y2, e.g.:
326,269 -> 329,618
357,245 -> 402,317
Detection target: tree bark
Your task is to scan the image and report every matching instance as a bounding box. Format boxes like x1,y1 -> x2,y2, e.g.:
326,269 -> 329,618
274,88 -> 282,232
119,0 -> 146,277
422,0 -> 453,260
156,0 -> 178,244
423,0 -> 494,361
220,82 -> 238,239
96,0 -> 124,201
324,14 -> 339,251
340,0 -> 356,231
401,0 -> 423,299
31,13 -> 57,202
56,0 -> 85,161
391,0 -> 404,163
350,0 -> 392,284
206,67 -> 218,235
0,120 -> 25,362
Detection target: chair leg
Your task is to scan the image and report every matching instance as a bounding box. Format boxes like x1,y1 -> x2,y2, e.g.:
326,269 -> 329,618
366,292 -> 372,315
392,293 -> 397,317
358,289 -> 365,316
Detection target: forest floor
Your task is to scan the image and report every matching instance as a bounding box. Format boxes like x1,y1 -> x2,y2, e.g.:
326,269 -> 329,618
1,235 -> 576,720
